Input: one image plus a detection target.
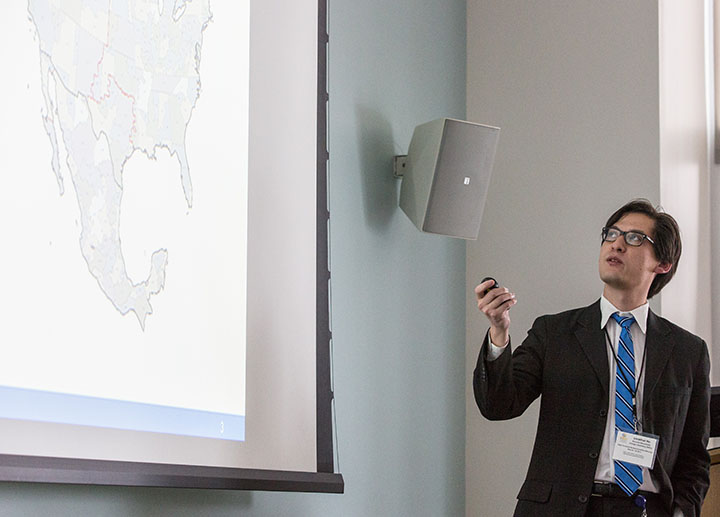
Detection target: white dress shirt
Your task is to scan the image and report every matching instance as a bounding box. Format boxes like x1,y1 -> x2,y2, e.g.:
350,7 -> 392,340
596,295 -> 657,493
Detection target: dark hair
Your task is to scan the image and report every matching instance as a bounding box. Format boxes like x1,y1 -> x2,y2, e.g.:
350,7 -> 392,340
604,199 -> 681,299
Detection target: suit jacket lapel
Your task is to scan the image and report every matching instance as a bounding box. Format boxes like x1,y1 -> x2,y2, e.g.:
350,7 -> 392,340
642,309 -> 674,410
574,301 -> 609,396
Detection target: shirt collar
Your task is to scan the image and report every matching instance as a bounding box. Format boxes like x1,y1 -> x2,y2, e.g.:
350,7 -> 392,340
600,295 -> 649,334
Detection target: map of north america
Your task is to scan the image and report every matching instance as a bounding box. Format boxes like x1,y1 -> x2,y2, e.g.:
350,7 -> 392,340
28,0 -> 212,328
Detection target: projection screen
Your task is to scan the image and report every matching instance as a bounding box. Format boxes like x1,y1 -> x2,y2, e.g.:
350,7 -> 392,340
0,0 -> 342,492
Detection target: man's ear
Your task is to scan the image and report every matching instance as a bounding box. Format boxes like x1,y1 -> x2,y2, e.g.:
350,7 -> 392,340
654,262 -> 672,275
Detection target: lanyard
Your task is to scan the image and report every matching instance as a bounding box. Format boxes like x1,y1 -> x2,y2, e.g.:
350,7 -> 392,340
604,326 -> 647,432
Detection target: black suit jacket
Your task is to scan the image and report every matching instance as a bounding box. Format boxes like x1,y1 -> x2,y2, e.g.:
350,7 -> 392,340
474,301 -> 710,517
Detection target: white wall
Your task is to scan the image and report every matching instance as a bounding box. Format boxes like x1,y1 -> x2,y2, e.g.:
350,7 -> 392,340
466,2 -> 660,515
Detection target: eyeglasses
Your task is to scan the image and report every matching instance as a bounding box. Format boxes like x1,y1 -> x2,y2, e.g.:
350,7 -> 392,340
601,226 -> 655,247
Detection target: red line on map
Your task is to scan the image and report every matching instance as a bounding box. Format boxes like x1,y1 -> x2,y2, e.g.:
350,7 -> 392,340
86,3 -> 138,147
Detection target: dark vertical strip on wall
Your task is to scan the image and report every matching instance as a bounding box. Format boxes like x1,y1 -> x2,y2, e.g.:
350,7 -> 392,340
316,0 -> 334,475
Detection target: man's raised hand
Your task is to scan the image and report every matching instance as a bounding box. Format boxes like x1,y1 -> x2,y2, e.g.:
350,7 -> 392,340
474,278 -> 516,347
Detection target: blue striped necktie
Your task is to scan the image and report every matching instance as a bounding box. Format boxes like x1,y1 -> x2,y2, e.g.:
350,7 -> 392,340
611,312 -> 643,496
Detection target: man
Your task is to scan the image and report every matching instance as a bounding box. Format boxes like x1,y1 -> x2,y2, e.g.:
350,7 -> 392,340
474,199 -> 710,517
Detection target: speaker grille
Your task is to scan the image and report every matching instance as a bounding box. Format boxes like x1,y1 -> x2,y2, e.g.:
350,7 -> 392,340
422,120 -> 499,239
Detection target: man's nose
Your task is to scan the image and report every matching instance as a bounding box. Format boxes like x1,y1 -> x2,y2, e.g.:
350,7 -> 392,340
611,238 -> 626,252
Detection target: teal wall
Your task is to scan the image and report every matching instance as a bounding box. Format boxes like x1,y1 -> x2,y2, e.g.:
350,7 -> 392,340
0,0 -> 467,515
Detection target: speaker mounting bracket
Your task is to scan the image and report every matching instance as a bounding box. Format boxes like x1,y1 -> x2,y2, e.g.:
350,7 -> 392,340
393,155 -> 408,178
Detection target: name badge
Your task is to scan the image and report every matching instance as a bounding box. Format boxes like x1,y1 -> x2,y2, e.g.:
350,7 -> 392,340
612,431 -> 659,469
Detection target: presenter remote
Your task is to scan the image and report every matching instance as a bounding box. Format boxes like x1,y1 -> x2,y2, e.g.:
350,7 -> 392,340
480,277 -> 499,297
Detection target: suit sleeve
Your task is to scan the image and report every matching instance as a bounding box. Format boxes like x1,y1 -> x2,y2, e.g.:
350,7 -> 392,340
473,316 -> 547,420
671,340 -> 711,517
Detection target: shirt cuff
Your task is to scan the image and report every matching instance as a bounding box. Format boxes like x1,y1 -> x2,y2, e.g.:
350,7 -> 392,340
486,336 -> 508,362
672,507 -> 684,517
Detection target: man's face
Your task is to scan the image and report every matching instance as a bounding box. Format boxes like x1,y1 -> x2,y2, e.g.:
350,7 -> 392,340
598,212 -> 670,299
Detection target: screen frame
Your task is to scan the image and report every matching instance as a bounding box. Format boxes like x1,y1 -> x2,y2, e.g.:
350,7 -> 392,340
0,0 -> 343,494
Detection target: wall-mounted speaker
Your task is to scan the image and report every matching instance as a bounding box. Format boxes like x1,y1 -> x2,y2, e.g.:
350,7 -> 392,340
398,118 -> 499,240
